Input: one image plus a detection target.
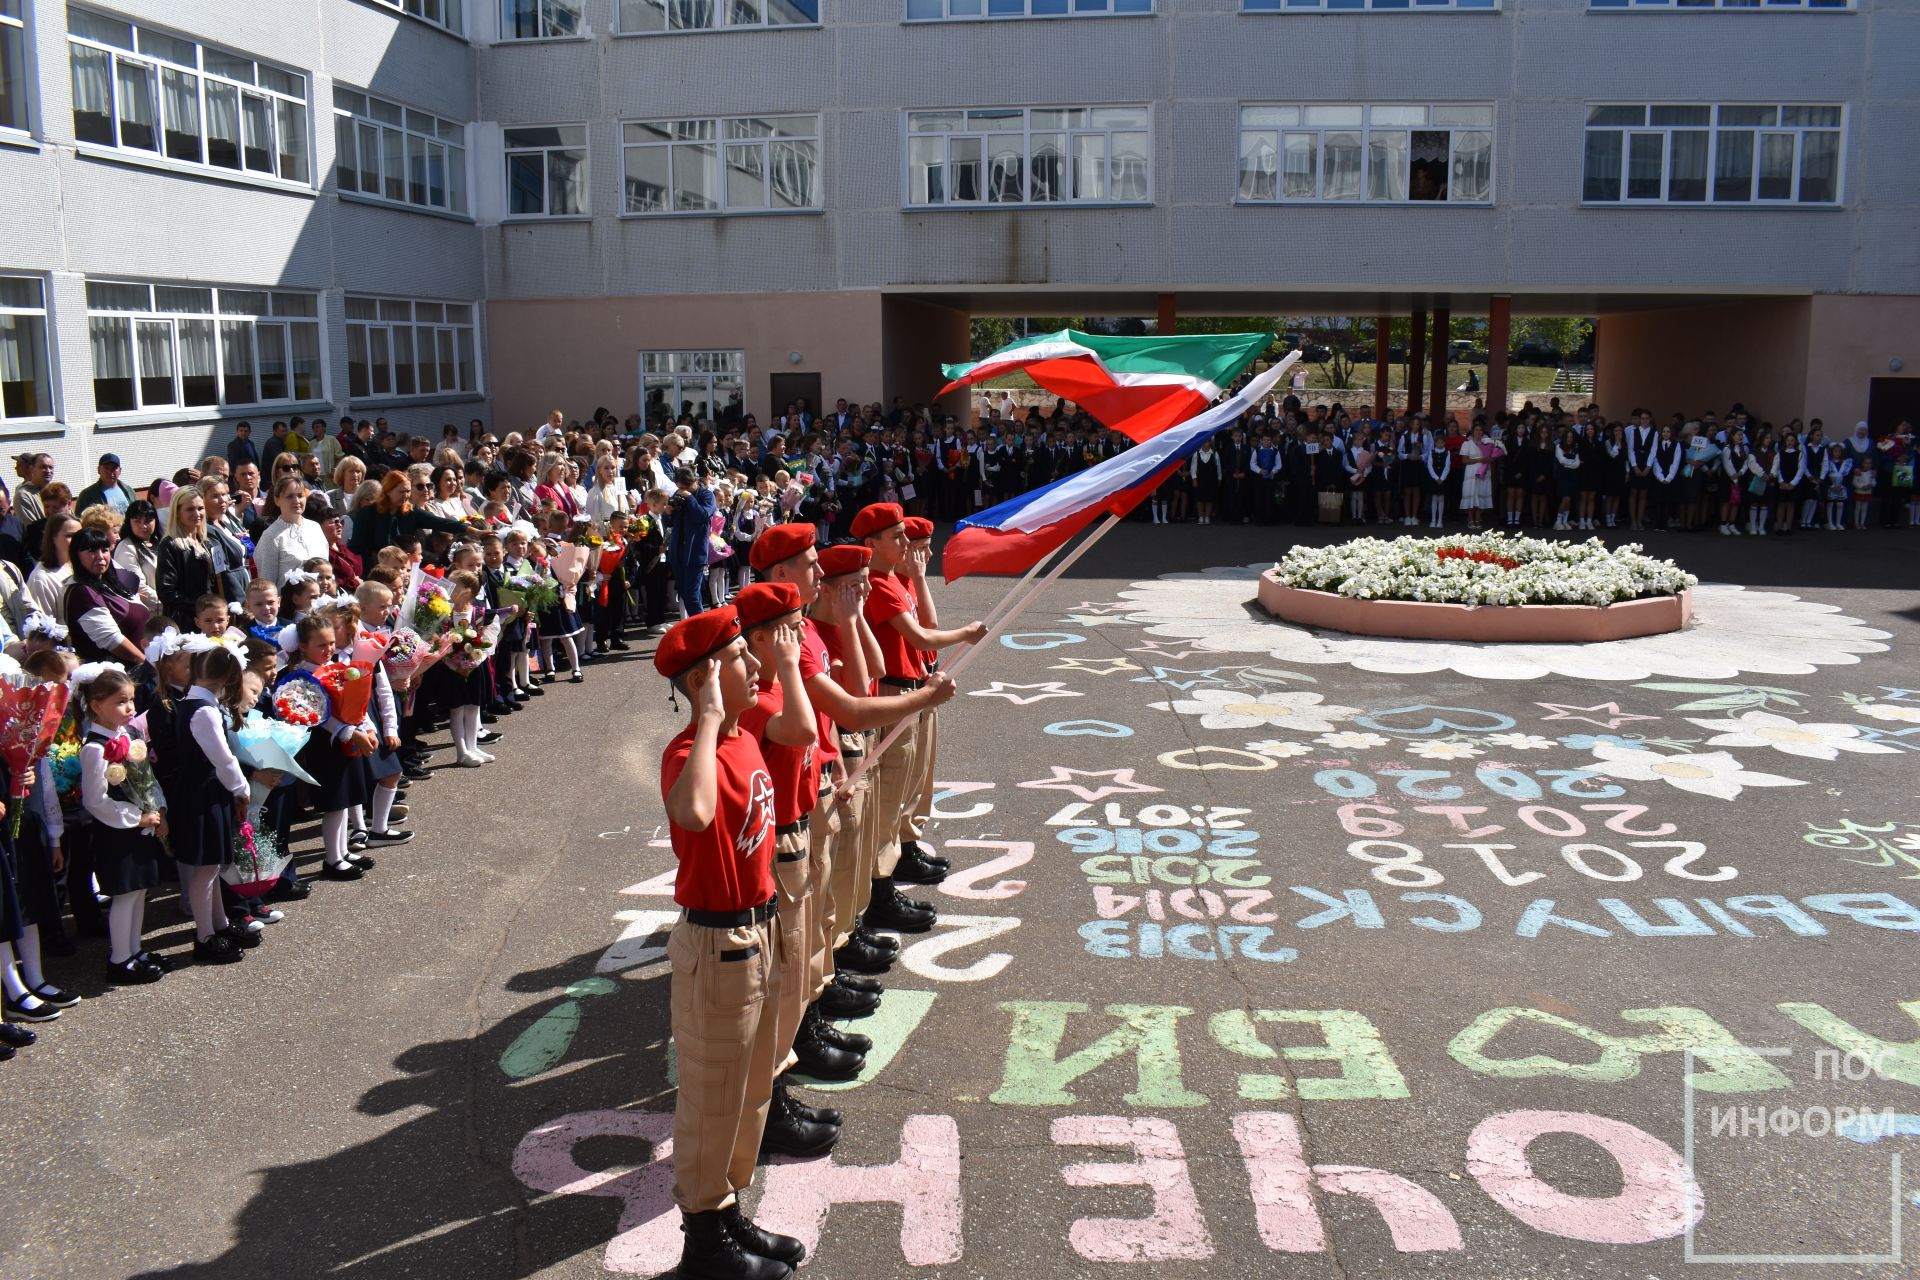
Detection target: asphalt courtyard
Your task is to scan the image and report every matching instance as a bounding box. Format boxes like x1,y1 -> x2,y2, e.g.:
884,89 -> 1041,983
4,521 -> 1919,1280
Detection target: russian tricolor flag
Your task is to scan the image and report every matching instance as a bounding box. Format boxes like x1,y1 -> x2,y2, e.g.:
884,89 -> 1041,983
943,352 -> 1300,582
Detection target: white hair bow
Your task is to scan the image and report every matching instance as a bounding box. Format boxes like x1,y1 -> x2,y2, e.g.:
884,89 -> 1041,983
68,660 -> 128,696
183,631 -> 246,658
21,612 -> 68,642
281,569 -> 320,588
144,628 -> 190,665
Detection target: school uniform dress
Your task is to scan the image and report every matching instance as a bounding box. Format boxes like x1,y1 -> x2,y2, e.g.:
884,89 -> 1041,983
285,662 -> 376,813
538,557 -> 585,639
80,725 -> 163,895
161,687 -> 248,867
430,609 -> 488,711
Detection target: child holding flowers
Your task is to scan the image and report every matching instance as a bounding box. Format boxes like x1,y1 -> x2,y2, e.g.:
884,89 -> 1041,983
436,570 -> 496,767
161,642 -> 257,966
76,665 -> 169,985
283,615 -> 376,882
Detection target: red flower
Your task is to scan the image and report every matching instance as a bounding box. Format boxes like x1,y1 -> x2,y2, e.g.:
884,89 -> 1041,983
101,735 -> 130,764
422,564 -> 447,579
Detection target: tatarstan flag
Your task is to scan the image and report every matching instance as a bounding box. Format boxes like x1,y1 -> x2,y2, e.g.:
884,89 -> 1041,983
940,329 -> 1276,444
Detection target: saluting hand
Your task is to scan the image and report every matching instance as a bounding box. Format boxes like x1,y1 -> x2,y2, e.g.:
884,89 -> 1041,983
693,657 -> 725,723
771,621 -> 802,666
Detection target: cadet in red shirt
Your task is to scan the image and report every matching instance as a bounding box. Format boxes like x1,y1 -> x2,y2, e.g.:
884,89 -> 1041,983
852,503 -> 985,934
893,516 -> 951,888
656,606 -> 805,1280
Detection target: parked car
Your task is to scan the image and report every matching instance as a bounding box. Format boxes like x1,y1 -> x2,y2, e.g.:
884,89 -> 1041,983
1510,341 -> 1562,366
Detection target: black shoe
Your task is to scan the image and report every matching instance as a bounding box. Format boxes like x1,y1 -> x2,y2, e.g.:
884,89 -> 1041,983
365,828 -> 413,846
218,924 -> 262,950
677,1209 -> 791,1280
526,685 -> 545,697
568,672 -> 584,684
27,984 -> 80,1009
2,997 -> 59,1023
793,1017 -> 864,1082
105,957 -> 164,985
348,829 -> 370,852
854,923 -> 900,956
890,845 -> 948,886
722,1204 -> 807,1265
810,1008 -> 872,1055
773,1074 -> 844,1128
0,1021 -> 35,1048
901,840 -> 951,874
757,1091 -> 840,1160
265,878 -> 311,903
817,981 -> 879,1019
138,949 -> 175,973
345,851 -> 377,870
832,970 -> 883,995
402,763 -> 434,781
832,935 -> 892,975
611,639 -> 632,651
477,729 -> 502,745
321,862 -> 365,881
491,702 -> 516,716
192,934 -> 245,965
480,709 -> 498,724
864,879 -> 935,933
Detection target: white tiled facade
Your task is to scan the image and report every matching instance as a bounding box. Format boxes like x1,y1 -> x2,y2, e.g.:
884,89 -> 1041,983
2,0 -> 1916,478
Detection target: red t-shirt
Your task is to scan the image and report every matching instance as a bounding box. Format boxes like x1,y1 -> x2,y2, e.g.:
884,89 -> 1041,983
798,617 -> 838,761
898,573 -> 936,668
660,724 -> 776,912
738,684 -> 821,825
815,619 -> 876,697
864,572 -> 926,681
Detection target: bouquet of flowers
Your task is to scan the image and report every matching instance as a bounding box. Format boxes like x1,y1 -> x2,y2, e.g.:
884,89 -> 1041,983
351,630 -> 392,666
315,662 -> 376,750
102,731 -> 161,820
272,670 -> 329,727
222,813 -> 290,899
499,566 -> 558,617
379,626 -> 444,684
397,563 -> 455,640
233,710 -> 316,785
441,619 -> 500,677
0,674 -> 71,835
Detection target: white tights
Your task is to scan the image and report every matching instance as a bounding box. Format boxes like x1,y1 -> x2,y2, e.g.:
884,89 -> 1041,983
107,890 -> 147,965
450,705 -> 481,758
321,808 -> 350,868
512,649 -> 532,692
176,862 -> 230,942
1429,495 -> 1446,526
540,634 -> 579,678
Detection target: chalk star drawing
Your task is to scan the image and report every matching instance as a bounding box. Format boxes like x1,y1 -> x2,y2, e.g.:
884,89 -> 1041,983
1049,656 -> 1140,676
1131,666 -> 1229,692
1017,766 -> 1163,802
1536,701 -> 1662,730
1060,614 -> 1132,628
1126,639 -> 1218,662
968,681 -> 1084,706
1067,601 -> 1134,615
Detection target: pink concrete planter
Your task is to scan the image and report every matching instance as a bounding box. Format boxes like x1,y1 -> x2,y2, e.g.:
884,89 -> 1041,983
1257,573 -> 1692,643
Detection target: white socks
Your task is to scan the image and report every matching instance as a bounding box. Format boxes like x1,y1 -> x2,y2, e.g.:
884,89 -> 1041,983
513,649 -> 532,693
372,783 -> 398,832
107,891 -> 146,965
450,706 -> 491,762
322,809 -> 350,868
176,863 -> 227,941
541,635 -> 579,678
1430,497 -> 1445,527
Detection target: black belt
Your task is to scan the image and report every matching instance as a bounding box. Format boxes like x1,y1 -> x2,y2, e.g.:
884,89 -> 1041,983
880,676 -> 925,690
686,898 -> 777,928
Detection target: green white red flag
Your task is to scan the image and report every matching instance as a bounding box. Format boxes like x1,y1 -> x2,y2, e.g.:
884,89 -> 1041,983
940,329 -> 1274,443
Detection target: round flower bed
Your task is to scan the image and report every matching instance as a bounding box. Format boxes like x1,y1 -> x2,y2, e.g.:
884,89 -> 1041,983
1258,534 -> 1697,643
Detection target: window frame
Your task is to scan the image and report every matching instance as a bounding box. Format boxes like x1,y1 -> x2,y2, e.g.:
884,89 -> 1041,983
366,0 -> 467,38
1235,102 -> 1495,205
613,0 -> 822,34
904,0 -> 1152,21
343,295 -> 482,405
1239,0 -> 1501,12
0,273 -> 57,428
638,349 -> 745,427
620,114 -> 823,216
1586,0 -> 1851,11
1,0 -> 33,140
901,104 -> 1154,210
84,279 -> 325,418
333,87 -> 470,217
499,0 -> 587,41
503,122 -> 590,218
1579,102 -> 1846,207
65,7 -> 313,190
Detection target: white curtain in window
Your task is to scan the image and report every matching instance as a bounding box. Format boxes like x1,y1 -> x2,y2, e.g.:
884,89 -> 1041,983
551,147 -> 588,213
71,45 -> 112,116
115,59 -> 157,147
0,314 -> 27,383
136,320 -> 174,381
90,316 -> 133,378
205,82 -> 240,161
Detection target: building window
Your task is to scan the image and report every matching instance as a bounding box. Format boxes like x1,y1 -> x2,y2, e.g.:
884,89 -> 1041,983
1,0 -> 28,135
0,276 -> 53,424
344,297 -> 479,401
906,106 -> 1150,207
1589,0 -> 1848,9
1242,0 -> 1497,11
67,9 -> 310,183
906,0 -> 1150,18
502,0 -> 582,38
505,124 -> 588,215
369,0 -> 466,36
1581,104 -> 1842,204
617,0 -> 819,31
86,281 -> 322,414
641,351 -> 743,426
1237,104 -> 1491,203
333,88 -> 468,215
622,116 -> 820,214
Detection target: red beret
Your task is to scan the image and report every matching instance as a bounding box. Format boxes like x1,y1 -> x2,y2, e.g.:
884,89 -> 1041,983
653,606 -> 740,681
749,522 -> 816,571
903,517 -> 934,541
734,581 -> 803,631
849,502 -> 905,540
817,544 -> 872,578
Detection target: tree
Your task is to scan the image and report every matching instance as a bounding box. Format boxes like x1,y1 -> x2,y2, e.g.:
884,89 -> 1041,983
1510,317 -> 1596,362
970,317 -> 1017,359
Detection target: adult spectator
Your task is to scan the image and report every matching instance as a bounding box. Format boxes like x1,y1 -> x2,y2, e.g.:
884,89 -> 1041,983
259,421 -> 290,476
64,527 -> 149,666
13,452 -> 53,525
584,455 -> 636,524
253,475 -> 329,591
26,514 -> 80,622
157,488 -> 217,626
112,499 -> 162,610
20,482 -> 73,564
75,453 -> 136,515
312,495 -> 362,590
199,478 -> 251,604
229,461 -> 264,528
347,471 -> 476,563
422,465 -> 472,521
225,421 -> 259,470
329,457 -> 369,516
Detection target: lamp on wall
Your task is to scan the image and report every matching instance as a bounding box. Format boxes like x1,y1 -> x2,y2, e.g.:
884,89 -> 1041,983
1891,358 -> 1906,373
788,351 -> 804,365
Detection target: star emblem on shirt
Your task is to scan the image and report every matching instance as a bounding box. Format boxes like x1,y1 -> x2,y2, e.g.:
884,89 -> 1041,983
1049,656 -> 1140,676
1536,701 -> 1662,729
968,681 -> 1084,705
1017,767 -> 1164,802
1131,666 -> 1228,692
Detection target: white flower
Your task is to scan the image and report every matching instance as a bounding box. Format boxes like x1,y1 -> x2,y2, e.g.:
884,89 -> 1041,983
106,763 -> 128,786
1149,689 -> 1359,733
1246,739 -> 1312,758
1484,732 -> 1556,750
1686,710 -> 1900,761
1318,731 -> 1390,750
1856,702 -> 1920,725
1583,743 -> 1805,802
1407,741 -> 1483,761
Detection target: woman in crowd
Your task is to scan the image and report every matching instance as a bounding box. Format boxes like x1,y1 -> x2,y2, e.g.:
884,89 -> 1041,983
64,528 -> 150,667
156,487 -> 218,626
328,457 -> 368,518
253,476 -> 329,591
1458,421 -> 1501,533
26,515 -> 80,623
111,500 -> 163,609
347,472 -> 477,564
422,466 -> 472,522
1772,427 -> 1808,536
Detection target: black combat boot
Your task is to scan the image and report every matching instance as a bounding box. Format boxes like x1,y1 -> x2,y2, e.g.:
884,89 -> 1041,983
864,877 -> 935,932
774,1073 -> 844,1128
677,1209 -> 791,1280
817,979 -> 880,1019
792,1007 -> 864,1082
809,1004 -> 873,1055
758,1083 -> 840,1158
721,1204 -> 806,1265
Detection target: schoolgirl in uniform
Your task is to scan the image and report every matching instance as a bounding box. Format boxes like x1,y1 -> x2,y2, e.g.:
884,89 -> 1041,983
163,642 -> 258,966
1649,424 -> 1684,529
1423,433 -> 1453,529
1719,428 -> 1752,535
1399,422 -> 1431,527
1771,429 -> 1807,536
76,665 -> 170,984
0,651 -> 75,1034
1823,443 -> 1852,530
536,536 -> 585,685
284,614 -> 377,882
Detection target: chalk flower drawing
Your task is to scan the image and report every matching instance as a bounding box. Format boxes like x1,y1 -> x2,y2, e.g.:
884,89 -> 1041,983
1318,731 -> 1391,750
1247,739 -> 1313,758
1686,710 -> 1900,761
1582,743 -> 1805,802
1116,567 -> 1890,682
1484,732 -> 1556,751
1149,688 -> 1358,732
1856,702 -> 1920,725
1407,741 -> 1484,761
